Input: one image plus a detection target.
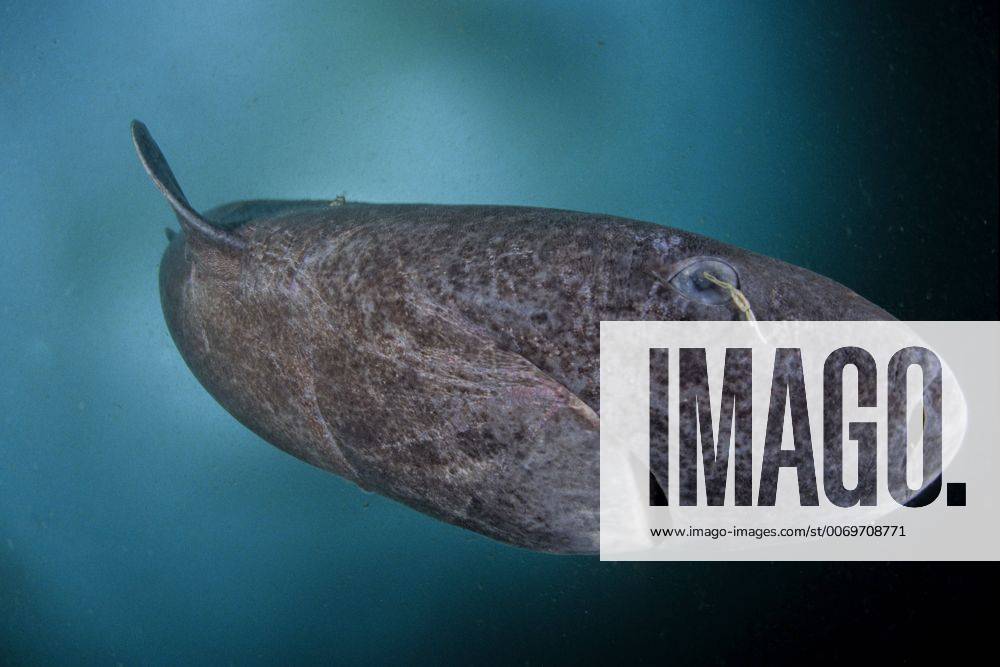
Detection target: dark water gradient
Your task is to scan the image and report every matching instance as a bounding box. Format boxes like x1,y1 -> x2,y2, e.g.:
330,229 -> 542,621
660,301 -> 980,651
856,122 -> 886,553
1,1 -> 996,663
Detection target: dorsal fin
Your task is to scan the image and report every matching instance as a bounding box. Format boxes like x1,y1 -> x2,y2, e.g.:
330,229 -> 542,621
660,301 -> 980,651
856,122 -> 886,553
131,120 -> 245,251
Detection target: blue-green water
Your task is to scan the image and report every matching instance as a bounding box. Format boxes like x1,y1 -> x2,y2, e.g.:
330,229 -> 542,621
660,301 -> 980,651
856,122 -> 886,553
2,1 -> 996,663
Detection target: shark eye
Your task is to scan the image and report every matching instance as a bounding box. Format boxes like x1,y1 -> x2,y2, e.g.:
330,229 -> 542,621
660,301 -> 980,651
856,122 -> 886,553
667,257 -> 740,305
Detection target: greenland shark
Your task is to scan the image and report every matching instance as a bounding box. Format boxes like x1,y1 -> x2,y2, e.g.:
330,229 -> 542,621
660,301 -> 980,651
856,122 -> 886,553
133,120 -> 902,554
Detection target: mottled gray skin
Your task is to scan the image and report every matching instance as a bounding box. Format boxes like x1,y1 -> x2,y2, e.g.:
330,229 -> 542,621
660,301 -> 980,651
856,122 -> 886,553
135,122 -> 902,554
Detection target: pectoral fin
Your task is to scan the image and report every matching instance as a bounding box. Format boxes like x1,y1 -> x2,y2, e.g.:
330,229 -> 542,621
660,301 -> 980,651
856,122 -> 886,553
131,120 -> 244,251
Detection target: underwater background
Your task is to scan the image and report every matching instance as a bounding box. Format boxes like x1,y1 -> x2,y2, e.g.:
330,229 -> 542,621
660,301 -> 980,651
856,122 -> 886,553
2,1 -> 996,663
